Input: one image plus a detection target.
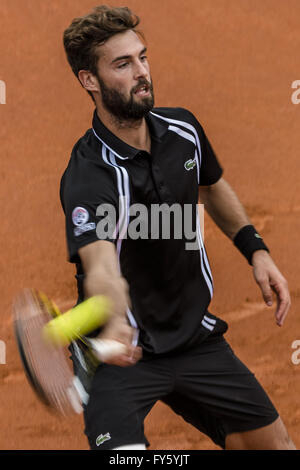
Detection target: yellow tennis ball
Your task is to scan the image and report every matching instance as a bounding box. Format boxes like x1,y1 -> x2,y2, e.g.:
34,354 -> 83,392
43,295 -> 112,346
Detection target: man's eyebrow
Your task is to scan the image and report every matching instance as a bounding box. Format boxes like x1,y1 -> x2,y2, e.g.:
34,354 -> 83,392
111,47 -> 147,64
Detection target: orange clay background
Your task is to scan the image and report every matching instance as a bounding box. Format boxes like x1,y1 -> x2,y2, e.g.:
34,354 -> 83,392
0,0 -> 299,450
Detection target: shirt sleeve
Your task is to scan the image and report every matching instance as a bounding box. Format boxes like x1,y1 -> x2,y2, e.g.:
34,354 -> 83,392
60,165 -> 119,264
180,108 -> 223,186
197,125 -> 223,186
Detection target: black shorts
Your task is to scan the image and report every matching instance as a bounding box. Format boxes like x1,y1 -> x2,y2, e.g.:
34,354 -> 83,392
80,333 -> 279,450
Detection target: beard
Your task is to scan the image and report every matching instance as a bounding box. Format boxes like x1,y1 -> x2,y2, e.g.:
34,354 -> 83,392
96,74 -> 155,123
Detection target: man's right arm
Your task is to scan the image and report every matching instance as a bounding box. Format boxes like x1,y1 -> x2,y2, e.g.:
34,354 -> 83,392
79,240 -> 142,366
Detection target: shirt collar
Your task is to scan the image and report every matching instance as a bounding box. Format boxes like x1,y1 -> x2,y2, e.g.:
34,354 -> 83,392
92,109 -> 169,160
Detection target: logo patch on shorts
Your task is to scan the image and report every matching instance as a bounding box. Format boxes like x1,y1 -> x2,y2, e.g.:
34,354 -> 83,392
96,432 -> 111,447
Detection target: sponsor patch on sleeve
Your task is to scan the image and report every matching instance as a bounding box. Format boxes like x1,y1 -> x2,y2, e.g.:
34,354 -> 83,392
72,207 -> 96,237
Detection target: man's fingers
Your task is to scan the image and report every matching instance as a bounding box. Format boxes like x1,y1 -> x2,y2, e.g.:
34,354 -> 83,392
97,314 -> 143,366
105,346 -> 142,367
252,254 -> 291,327
256,276 -> 273,306
256,275 -> 289,325
271,281 -> 291,327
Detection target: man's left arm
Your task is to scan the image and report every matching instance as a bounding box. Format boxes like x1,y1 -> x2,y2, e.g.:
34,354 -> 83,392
199,177 -> 291,327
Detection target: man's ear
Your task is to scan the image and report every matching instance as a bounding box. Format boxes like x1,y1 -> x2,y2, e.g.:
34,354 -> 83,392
78,70 -> 100,94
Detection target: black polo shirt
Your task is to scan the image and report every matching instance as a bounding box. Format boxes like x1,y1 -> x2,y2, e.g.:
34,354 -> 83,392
60,107 -> 228,354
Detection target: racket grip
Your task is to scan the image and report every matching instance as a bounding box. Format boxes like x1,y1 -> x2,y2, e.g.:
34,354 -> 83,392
88,338 -> 127,362
43,296 -> 112,346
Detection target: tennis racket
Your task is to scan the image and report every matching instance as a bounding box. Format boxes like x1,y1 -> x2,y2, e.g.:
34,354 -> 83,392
12,288 -> 127,416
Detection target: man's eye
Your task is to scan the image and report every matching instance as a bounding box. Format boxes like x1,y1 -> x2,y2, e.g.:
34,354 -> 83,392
117,62 -> 128,69
141,55 -> 147,61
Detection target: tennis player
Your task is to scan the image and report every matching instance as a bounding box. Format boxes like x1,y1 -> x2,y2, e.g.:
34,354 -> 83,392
60,5 -> 295,450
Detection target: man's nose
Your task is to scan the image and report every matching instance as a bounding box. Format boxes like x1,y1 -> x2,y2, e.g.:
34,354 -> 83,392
133,60 -> 149,81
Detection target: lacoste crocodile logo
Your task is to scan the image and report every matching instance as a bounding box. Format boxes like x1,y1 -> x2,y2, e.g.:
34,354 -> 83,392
96,432 -> 111,446
184,158 -> 196,171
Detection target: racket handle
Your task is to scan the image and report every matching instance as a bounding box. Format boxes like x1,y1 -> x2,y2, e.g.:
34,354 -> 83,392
87,338 -> 127,362
43,296 -> 112,346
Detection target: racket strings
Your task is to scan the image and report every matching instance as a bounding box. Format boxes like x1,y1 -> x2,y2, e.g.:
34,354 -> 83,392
26,320 -> 72,413
14,289 -> 82,415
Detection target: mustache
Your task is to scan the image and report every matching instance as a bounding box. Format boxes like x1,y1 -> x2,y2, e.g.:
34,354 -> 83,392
131,79 -> 153,94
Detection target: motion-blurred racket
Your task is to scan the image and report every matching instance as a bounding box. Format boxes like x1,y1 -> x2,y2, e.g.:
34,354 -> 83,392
12,288 -> 126,416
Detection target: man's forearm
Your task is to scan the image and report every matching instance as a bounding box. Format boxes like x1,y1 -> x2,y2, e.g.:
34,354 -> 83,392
78,244 -> 141,366
83,269 -> 129,319
79,241 -> 130,319
199,177 -> 251,240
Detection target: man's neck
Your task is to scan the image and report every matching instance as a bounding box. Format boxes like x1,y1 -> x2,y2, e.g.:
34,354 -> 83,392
96,107 -> 151,153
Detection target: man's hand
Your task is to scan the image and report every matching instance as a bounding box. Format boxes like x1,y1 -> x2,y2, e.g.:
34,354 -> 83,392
98,315 -> 142,367
252,250 -> 291,326
95,277 -> 142,367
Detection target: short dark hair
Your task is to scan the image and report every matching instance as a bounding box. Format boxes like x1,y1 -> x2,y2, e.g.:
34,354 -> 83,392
63,5 -> 142,100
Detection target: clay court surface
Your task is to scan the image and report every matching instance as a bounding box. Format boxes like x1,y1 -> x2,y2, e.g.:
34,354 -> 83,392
0,0 -> 299,450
